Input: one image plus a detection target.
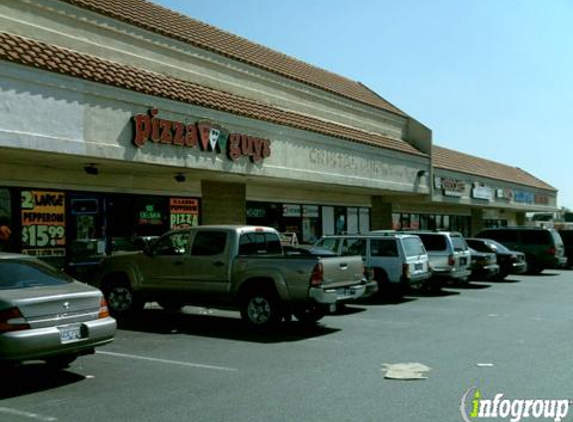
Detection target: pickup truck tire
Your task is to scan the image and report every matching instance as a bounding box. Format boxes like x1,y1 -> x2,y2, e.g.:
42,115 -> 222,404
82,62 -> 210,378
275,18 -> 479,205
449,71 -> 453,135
240,287 -> 282,330
102,279 -> 143,317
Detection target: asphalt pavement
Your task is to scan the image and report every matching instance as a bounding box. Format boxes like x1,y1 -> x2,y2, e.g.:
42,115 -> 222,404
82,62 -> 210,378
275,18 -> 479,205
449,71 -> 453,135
3,270 -> 573,422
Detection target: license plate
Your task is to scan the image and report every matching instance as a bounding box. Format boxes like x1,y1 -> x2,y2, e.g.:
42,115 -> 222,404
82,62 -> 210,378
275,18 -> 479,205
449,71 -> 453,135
414,263 -> 423,271
460,258 -> 467,265
59,325 -> 83,343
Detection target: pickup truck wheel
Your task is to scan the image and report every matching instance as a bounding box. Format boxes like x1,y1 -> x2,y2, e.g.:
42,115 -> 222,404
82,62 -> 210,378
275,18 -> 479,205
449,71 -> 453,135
240,289 -> 282,330
104,283 -> 143,316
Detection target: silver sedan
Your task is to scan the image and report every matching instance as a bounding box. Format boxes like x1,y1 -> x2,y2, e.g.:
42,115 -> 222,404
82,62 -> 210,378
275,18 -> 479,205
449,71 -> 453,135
0,253 -> 116,368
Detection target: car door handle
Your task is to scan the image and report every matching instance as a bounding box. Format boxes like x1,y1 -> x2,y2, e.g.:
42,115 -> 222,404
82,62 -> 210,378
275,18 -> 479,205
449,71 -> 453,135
174,261 -> 184,266
339,263 -> 348,270
213,261 -> 225,267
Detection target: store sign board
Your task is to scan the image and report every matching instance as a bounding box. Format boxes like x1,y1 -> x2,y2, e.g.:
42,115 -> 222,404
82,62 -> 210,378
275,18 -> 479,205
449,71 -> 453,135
434,177 -> 465,197
496,188 -> 513,201
132,109 -> 271,163
302,205 -> 320,218
514,191 -> 535,204
20,190 -> 66,257
139,204 -> 163,226
283,204 -> 301,217
472,184 -> 494,201
170,198 -> 199,230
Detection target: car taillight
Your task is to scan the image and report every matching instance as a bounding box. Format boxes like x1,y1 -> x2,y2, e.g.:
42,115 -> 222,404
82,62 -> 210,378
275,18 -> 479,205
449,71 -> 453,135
402,263 -> 410,279
510,254 -> 518,263
364,266 -> 374,281
548,247 -> 556,256
0,307 -> 30,333
448,255 -> 455,266
98,297 -> 110,319
310,263 -> 324,287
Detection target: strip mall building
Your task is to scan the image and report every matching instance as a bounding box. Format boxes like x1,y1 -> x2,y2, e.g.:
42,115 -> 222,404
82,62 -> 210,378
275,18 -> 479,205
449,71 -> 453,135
0,0 -> 558,272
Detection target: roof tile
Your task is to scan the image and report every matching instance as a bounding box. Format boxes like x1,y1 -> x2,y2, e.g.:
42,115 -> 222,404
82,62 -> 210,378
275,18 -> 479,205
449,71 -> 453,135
0,32 -> 425,158
58,0 -> 407,117
433,145 -> 555,191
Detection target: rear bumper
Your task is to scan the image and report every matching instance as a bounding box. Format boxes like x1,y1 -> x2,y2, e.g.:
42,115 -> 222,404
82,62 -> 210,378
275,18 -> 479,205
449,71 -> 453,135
471,264 -> 500,280
0,317 -> 117,362
309,284 -> 366,304
431,267 -> 472,280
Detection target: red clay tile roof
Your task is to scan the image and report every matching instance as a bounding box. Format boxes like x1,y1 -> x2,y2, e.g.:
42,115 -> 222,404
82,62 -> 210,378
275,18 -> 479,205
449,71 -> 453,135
57,0 -> 407,117
433,145 -> 556,191
0,32 -> 425,157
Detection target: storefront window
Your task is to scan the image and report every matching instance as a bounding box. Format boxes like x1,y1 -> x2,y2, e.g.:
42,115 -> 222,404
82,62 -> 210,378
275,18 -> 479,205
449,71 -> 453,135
347,207 -> 359,234
322,206 -> 335,236
334,206 -> 346,235
302,205 -> 320,243
0,188 -> 12,252
359,208 -> 370,233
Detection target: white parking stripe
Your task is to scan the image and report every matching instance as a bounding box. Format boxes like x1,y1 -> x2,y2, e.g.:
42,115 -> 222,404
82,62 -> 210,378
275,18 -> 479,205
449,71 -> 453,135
96,351 -> 238,372
0,407 -> 56,421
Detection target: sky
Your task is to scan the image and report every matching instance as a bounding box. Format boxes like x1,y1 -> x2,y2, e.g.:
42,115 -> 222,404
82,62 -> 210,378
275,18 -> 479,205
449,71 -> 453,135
152,0 -> 573,210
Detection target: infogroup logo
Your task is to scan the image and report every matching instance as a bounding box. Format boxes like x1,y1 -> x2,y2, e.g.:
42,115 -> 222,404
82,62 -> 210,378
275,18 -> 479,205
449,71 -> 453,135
460,387 -> 570,422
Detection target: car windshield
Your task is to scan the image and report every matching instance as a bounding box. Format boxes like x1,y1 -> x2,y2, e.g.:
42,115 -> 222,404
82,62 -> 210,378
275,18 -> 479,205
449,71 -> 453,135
0,259 -> 72,290
485,239 -> 511,253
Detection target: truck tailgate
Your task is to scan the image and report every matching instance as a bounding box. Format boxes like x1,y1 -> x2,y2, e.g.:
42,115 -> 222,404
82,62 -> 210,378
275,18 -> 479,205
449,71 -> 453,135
319,255 -> 364,288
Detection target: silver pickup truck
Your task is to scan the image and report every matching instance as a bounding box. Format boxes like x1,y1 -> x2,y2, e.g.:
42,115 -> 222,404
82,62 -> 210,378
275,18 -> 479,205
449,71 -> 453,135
94,225 -> 366,329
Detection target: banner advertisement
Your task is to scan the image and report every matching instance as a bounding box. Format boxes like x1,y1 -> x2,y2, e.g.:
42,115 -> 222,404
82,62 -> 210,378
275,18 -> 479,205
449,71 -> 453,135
21,190 -> 66,257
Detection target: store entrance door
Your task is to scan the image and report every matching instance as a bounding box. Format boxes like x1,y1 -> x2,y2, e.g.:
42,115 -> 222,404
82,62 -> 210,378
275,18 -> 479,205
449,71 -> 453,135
66,194 -> 107,281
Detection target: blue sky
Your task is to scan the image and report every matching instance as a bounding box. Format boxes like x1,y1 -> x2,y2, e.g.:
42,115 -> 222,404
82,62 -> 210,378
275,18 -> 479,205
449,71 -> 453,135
152,0 -> 572,209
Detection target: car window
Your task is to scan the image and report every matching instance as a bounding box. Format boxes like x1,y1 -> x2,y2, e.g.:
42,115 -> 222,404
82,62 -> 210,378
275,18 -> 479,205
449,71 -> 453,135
480,230 -> 518,243
520,230 -> 552,244
153,231 -> 191,256
192,231 -> 227,256
314,238 -> 340,253
417,234 -> 447,251
486,239 -> 511,253
341,238 -> 366,256
239,232 -> 282,255
466,239 -> 490,253
371,238 -> 399,257
0,259 -> 72,290
401,237 -> 425,257
451,235 -> 468,251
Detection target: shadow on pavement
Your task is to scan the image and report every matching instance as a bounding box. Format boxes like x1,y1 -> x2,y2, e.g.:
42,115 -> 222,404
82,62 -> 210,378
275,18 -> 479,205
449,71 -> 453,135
406,288 -> 460,298
117,309 -> 340,343
0,363 -> 85,399
449,282 -> 492,290
355,296 -> 418,306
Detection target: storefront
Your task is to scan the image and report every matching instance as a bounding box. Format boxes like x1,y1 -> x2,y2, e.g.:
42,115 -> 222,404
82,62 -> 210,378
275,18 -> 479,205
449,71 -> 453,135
0,0 -> 559,274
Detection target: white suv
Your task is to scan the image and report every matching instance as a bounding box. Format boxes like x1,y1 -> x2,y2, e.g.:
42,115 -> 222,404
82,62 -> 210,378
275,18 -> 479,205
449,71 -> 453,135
314,233 -> 431,298
404,231 -> 472,284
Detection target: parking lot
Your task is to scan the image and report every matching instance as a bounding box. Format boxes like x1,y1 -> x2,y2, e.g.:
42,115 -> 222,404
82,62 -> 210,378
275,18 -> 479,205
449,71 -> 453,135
3,270 -> 573,422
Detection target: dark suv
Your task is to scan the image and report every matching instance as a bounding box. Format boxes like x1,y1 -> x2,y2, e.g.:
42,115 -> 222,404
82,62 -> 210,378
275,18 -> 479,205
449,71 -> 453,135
475,227 -> 566,274
557,229 -> 573,268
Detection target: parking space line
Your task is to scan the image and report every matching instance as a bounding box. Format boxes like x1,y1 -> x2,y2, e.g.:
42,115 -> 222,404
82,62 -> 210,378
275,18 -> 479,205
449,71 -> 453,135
96,351 -> 238,372
0,407 -> 56,421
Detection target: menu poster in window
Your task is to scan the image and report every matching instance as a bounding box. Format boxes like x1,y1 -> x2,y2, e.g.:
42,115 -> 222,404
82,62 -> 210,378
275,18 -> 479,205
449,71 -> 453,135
170,198 -> 199,230
21,190 -> 66,257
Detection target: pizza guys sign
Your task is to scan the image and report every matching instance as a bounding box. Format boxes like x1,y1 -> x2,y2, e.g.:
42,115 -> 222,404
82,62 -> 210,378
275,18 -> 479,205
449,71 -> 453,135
132,109 -> 271,163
